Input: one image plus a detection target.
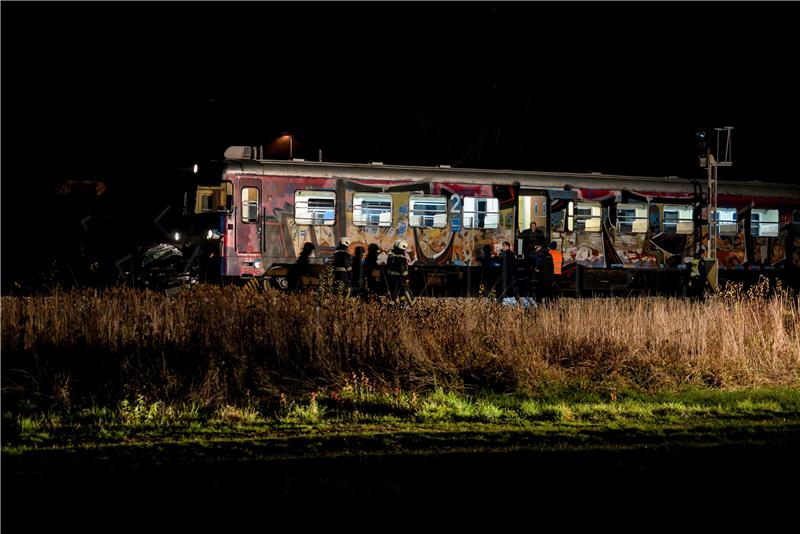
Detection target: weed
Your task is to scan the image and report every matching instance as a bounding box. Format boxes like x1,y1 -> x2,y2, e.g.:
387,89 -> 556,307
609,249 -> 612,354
280,392 -> 327,424
2,287 -> 798,409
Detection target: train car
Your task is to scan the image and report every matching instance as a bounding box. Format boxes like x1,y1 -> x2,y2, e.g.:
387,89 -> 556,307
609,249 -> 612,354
183,149 -> 800,296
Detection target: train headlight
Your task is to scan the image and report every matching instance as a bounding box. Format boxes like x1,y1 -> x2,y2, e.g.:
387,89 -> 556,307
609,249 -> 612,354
174,232 -> 181,242
207,229 -> 222,240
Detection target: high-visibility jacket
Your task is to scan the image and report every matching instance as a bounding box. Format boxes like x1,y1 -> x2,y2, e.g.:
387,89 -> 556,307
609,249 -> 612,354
690,258 -> 701,278
549,249 -> 563,275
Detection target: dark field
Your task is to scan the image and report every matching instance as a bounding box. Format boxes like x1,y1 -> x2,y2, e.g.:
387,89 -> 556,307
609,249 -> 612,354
4,389 -> 800,529
3,287 -> 799,529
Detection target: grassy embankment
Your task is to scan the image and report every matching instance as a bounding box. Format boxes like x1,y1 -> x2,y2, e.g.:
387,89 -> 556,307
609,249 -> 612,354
2,278 -> 798,411
2,280 -> 799,513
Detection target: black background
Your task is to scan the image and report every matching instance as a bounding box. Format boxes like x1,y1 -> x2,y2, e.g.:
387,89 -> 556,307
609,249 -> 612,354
2,1 -> 799,283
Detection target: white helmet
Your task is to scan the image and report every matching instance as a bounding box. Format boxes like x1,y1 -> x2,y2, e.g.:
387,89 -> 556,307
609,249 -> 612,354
394,239 -> 409,251
339,236 -> 351,247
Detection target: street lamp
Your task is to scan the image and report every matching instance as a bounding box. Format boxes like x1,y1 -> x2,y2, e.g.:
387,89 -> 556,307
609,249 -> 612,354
282,132 -> 293,159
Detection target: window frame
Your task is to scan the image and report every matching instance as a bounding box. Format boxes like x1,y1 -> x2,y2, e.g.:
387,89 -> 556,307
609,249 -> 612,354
195,181 -> 233,214
661,204 -> 694,235
751,208 -> 779,237
353,192 -> 393,227
409,194 -> 448,228
462,196 -> 500,229
574,202 -> 602,233
716,207 -> 738,236
294,190 -> 336,226
616,202 -> 648,234
241,186 -> 260,224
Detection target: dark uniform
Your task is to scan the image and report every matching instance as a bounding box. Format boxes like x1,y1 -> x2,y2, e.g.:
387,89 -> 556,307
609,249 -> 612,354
499,247 -> 520,300
521,225 -> 545,259
688,252 -> 706,300
332,243 -> 353,296
386,245 -> 412,303
361,243 -> 382,299
533,244 -> 554,302
290,242 -> 315,291
351,246 -> 365,295
479,244 -> 500,295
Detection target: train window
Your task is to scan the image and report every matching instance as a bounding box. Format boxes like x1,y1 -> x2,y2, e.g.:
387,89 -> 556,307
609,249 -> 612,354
566,201 -> 574,232
751,208 -> 779,237
662,205 -> 693,234
196,182 -> 233,214
241,187 -> 259,223
617,203 -> 648,234
463,197 -> 499,229
409,195 -> 448,228
353,193 -> 393,227
717,207 -> 738,236
295,190 -> 336,226
551,210 -> 566,232
575,202 -> 601,232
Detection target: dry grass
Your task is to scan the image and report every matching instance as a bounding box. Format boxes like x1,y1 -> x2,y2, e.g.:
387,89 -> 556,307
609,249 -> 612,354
2,279 -> 798,408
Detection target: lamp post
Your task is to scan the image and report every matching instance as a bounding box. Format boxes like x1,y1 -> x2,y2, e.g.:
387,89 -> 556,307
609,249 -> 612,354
283,132 -> 293,159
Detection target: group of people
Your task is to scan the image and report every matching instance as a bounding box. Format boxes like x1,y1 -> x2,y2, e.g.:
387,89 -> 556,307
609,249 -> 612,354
478,221 -> 560,302
290,220 -> 562,304
290,237 -> 413,303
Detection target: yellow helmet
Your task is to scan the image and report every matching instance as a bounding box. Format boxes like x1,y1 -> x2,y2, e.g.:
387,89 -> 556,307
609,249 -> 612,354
394,239 -> 409,251
339,237 -> 351,247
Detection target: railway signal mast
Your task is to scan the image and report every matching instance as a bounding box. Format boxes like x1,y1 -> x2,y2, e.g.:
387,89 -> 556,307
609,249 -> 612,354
697,126 -> 733,290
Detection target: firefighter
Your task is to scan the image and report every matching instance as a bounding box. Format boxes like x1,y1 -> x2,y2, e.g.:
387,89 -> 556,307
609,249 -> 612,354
688,247 -> 706,300
332,236 -> 353,296
548,241 -> 562,276
386,239 -> 413,303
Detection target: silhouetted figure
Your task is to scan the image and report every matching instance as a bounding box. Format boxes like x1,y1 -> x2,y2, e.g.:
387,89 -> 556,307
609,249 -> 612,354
499,241 -> 520,301
290,242 -> 315,290
362,243 -> 382,299
478,243 -> 500,295
533,241 -> 554,302
351,245 -> 365,295
521,221 -> 545,259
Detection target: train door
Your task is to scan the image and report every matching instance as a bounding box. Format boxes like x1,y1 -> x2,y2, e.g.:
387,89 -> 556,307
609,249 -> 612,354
237,179 -> 263,254
517,190 -> 549,249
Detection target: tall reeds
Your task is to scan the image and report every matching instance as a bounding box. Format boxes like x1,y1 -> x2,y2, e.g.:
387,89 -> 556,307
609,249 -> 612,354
2,281 -> 798,408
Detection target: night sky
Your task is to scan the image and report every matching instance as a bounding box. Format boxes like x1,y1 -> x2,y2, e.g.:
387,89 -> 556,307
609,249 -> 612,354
2,2 -> 799,283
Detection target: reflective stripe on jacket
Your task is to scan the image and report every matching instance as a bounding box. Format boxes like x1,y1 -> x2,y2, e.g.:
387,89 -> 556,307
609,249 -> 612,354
549,249 -> 563,275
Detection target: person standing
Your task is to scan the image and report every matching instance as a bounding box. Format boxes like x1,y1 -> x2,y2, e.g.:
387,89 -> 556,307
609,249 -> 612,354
478,243 -> 500,295
499,241 -> 520,301
290,242 -> 315,291
332,237 -> 353,296
533,240 -> 554,302
386,239 -> 412,303
521,221 -> 545,259
688,247 -> 707,300
361,243 -> 381,300
548,241 -> 563,276
351,245 -> 365,296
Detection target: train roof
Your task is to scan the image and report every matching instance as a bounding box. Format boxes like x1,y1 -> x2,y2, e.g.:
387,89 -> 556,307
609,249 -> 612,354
220,158 -> 800,199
